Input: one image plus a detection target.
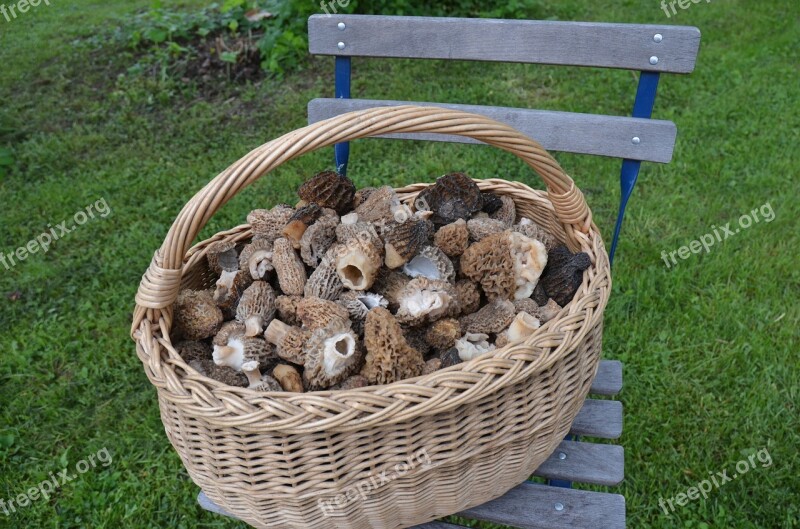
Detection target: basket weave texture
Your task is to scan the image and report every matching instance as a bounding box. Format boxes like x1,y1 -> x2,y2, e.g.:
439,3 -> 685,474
131,106 -> 611,529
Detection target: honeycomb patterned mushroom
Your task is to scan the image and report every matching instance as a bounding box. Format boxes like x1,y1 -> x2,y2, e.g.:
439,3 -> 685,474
455,333 -> 496,362
275,295 -> 302,326
403,246 -> 455,283
206,240 -> 239,275
372,269 -> 412,312
272,238 -> 307,296
212,334 -> 275,373
480,192 -> 504,215
264,319 -> 312,365
247,205 -> 295,243
422,358 -> 442,375
304,250 -> 344,301
241,361 -> 283,391
453,279 -> 482,316
297,171 -> 356,216
173,289 -> 223,341
300,209 -> 339,267
490,195 -> 517,227
424,318 -> 462,353
235,281 -> 277,337
383,212 -> 434,269
334,223 -> 384,291
395,277 -> 456,327
460,231 -> 547,301
272,364 -> 304,393
238,239 -> 274,281
513,218 -> 557,251
539,245 -> 593,307
439,347 -> 462,368
302,321 -> 361,390
353,185 -> 404,224
337,291 -> 388,336
296,297 -> 351,331
512,297 -> 562,324
433,219 -> 470,258
416,172 -> 484,227
283,204 -> 322,249
361,307 -> 425,386
175,340 -> 212,365
401,324 -> 432,359
459,299 -> 516,335
187,356 -> 249,387
466,218 -> 508,242
331,374 -> 370,390
353,187 -> 375,210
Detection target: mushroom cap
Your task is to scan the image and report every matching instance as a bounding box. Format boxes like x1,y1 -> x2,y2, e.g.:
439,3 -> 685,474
353,187 -> 376,209
422,358 -> 443,375
490,195 -> 517,227
480,192 -> 504,214
213,269 -> 253,320
337,291 -> 388,335
416,173 -> 484,226
297,171 -> 356,215
248,205 -> 295,243
460,232 -> 516,301
238,239 -> 274,280
236,281 -> 277,337
272,238 -> 307,296
424,318 -> 462,353
265,319 -> 311,365
467,218 -> 508,242
302,322 -> 361,390
354,185 -> 401,223
361,307 -> 425,385
453,279 -> 482,316
299,211 -> 338,267
395,277 -> 456,326
334,229 -> 384,291
206,240 -> 239,274
439,347 -> 462,368
332,374 -> 370,390
275,295 -> 303,326
459,298 -> 516,334
513,218 -> 558,251
283,204 -> 323,248
173,289 -> 224,341
304,250 -> 345,301
383,216 -> 433,269
175,340 -> 212,364
372,269 -> 412,312
403,245 -> 455,283
296,296 -> 351,330
539,245 -> 592,306
434,219 -> 470,257
212,320 -> 247,346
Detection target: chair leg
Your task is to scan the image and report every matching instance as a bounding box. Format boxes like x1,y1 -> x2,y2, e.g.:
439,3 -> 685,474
334,56 -> 351,175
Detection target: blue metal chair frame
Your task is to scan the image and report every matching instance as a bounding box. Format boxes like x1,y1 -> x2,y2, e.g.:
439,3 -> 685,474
332,56 -> 661,266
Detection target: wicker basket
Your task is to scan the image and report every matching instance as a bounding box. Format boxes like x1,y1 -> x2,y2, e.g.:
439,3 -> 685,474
131,106 -> 611,529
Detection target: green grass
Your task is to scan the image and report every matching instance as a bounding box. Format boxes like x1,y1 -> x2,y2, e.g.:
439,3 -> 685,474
0,0 -> 798,528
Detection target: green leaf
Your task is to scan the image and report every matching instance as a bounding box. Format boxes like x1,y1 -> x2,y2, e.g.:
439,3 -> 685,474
0,148 -> 13,166
196,27 -> 210,37
220,51 -> 239,63
143,27 -> 168,44
228,19 -> 239,32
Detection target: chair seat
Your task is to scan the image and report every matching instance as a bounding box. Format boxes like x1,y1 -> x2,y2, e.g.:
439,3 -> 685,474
198,360 -> 625,529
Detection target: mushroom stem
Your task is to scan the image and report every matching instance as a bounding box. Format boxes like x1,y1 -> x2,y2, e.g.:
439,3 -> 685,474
265,319 -> 289,345
507,311 -> 541,342
273,364 -> 304,393
241,361 -> 262,388
245,315 -> 265,337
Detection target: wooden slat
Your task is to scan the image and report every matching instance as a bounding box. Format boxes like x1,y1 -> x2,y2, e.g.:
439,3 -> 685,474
590,360 -> 623,396
309,14 -> 701,73
308,99 -> 677,162
570,399 -> 623,439
532,440 -> 624,486
455,482 -> 625,529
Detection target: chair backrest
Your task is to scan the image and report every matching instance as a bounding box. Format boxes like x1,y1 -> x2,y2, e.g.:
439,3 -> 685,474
306,14 -> 701,263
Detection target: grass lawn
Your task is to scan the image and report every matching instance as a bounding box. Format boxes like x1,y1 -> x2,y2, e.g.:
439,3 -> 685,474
0,0 -> 798,528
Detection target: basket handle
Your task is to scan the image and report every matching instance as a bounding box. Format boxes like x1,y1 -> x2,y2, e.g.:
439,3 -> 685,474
132,105 -> 592,336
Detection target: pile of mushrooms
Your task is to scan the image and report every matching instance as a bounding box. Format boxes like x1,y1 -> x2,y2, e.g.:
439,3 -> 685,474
172,172 -> 592,392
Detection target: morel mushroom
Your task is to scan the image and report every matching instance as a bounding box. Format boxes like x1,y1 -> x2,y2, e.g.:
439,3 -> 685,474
490,195 -> 516,227
439,347 -> 462,368
383,212 -> 433,269
434,219 -> 470,257
422,358 -> 442,375
213,334 -> 274,372
354,185 -> 402,224
459,298 -> 515,334
173,289 -> 223,341
300,209 -> 339,267
453,279 -> 481,316
273,238 -> 307,296
206,240 -> 239,275
403,245 -> 455,283
248,205 -> 295,242
416,173 -> 483,226
242,361 -> 282,391
337,290 -> 388,335
372,269 -> 412,312
175,340 -> 212,364
455,333 -> 495,361
275,295 -> 302,326
302,321 -> 360,390
264,319 -> 311,365
238,239 -> 274,281
507,311 -> 541,342
283,204 -> 322,249
466,218 -> 507,242
334,224 -> 384,291
188,357 -> 249,387
460,231 -> 547,301
514,218 -> 557,251
297,171 -> 356,215
424,318 -> 461,353
395,277 -> 456,326
538,245 -> 592,307
480,192 -> 504,214
296,297 -> 351,330
361,307 -> 425,385
304,249 -> 344,301
332,374 -> 370,390
235,281 -> 276,337
273,363 -> 304,393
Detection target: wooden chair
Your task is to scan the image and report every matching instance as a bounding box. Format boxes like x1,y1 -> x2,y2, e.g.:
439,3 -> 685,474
199,14 -> 700,529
